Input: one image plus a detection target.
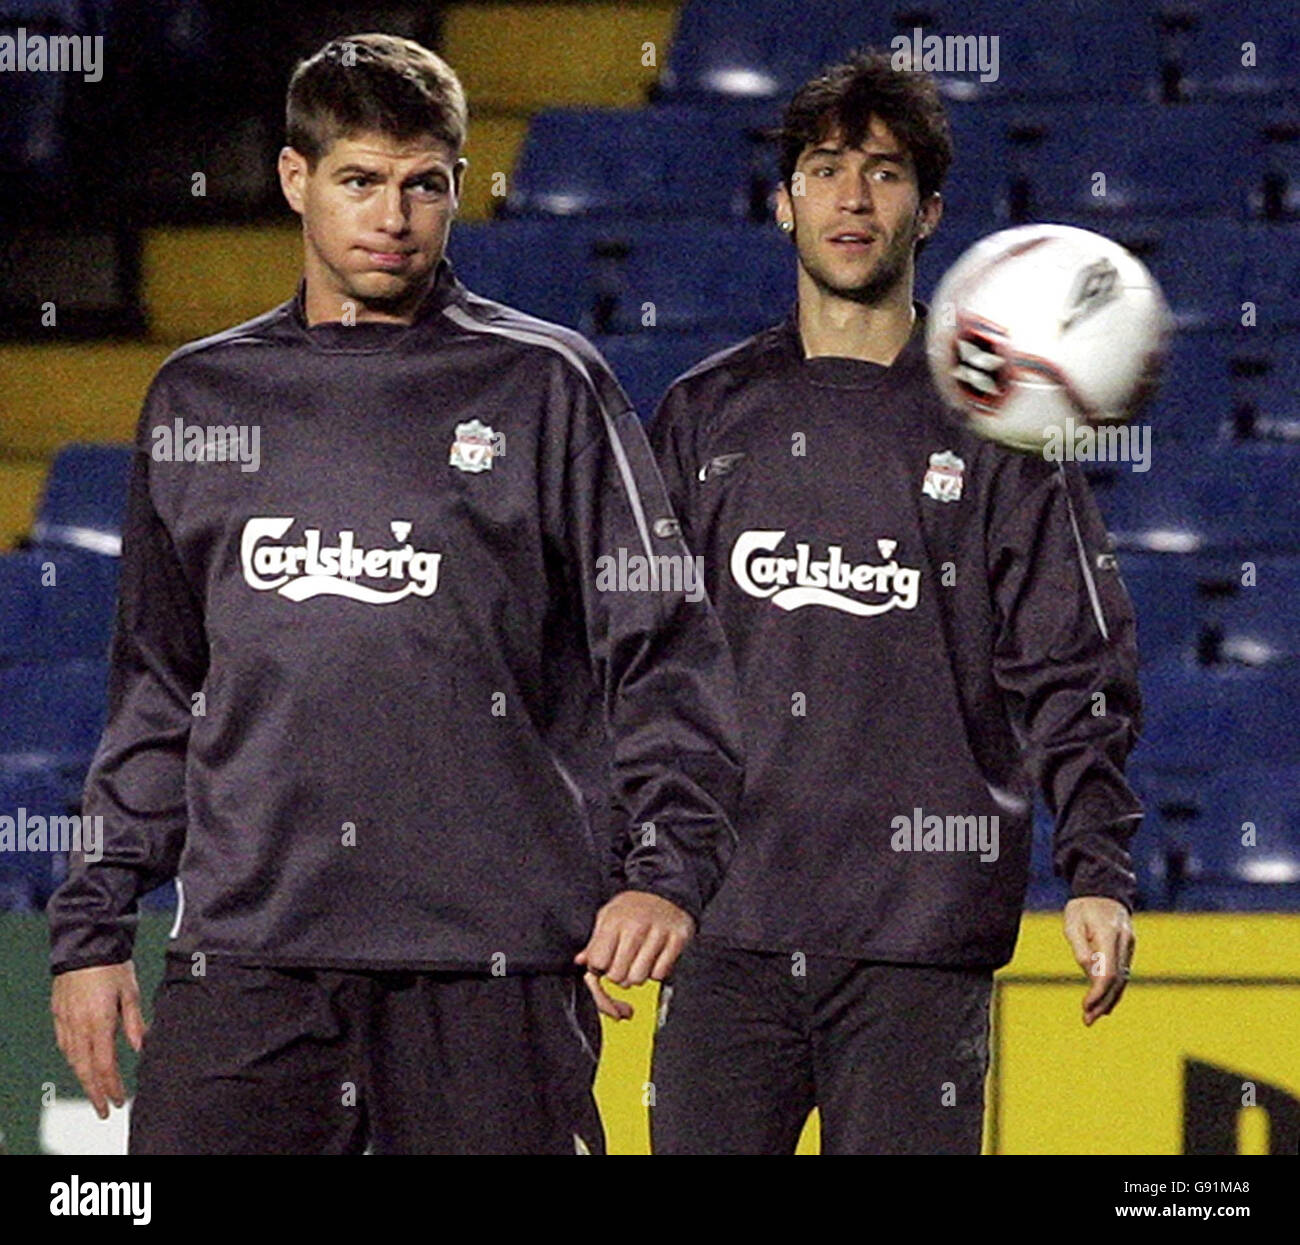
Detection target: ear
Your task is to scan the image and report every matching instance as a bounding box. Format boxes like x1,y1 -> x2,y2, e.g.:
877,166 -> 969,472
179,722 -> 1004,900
915,191 -> 943,240
451,156 -> 468,212
774,181 -> 794,232
279,146 -> 309,217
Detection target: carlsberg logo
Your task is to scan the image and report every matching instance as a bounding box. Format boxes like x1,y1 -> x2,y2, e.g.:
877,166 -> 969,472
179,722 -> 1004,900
731,530 -> 920,615
241,517 -> 441,604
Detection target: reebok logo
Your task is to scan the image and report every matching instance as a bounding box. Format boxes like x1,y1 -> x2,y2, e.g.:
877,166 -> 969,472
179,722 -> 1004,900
730,530 -> 921,615
241,518 -> 442,604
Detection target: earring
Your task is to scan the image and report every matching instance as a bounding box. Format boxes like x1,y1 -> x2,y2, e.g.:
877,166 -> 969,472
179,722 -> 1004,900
778,220 -> 793,233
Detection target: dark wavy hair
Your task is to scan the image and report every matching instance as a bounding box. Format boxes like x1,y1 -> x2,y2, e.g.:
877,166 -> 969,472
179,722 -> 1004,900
776,49 -> 953,200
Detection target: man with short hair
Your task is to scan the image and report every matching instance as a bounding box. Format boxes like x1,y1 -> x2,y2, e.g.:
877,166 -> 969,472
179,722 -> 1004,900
48,33 -> 744,1156
648,51 -> 1142,1155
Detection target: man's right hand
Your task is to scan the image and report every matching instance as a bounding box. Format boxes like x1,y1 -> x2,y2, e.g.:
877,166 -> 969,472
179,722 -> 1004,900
51,962 -> 148,1119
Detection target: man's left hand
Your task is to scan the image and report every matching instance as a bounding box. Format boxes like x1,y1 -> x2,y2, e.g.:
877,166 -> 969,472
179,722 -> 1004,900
1064,896 -> 1135,1026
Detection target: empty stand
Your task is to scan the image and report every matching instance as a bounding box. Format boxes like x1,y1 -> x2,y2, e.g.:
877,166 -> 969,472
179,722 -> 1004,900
31,445 -> 132,557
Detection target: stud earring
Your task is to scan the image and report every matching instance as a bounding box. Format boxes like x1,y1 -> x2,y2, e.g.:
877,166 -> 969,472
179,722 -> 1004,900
778,220 -> 793,233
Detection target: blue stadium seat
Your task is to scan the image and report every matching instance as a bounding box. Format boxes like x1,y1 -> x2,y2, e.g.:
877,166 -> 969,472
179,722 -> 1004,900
1119,552 -> 1300,666
604,223 -> 794,333
1252,113 -> 1300,217
505,107 -> 772,221
1148,329 -> 1238,441
1088,447 -> 1300,553
1242,224 -> 1300,329
0,868 -> 39,912
659,1 -> 1163,103
1117,553 -> 1203,665
1134,658 -> 1300,776
1010,104 -> 1258,219
917,1 -> 1164,102
1203,567 -> 1300,667
0,659 -> 108,778
0,768 -> 81,906
596,332 -> 743,420
448,221 -> 599,328
1160,765 -> 1300,911
1165,0 -> 1300,101
657,0 -> 834,101
0,549 -> 119,663
32,445 -> 132,557
1233,335 -> 1300,441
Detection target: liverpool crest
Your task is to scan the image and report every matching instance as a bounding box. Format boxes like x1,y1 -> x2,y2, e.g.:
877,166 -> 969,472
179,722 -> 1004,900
921,449 -> 965,502
449,419 -> 498,472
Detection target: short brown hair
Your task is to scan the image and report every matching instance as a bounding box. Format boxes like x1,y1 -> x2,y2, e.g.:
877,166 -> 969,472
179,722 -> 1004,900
286,34 -> 468,167
776,49 -> 952,200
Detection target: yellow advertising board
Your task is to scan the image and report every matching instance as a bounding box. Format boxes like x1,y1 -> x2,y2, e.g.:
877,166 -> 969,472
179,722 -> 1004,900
595,913 -> 1300,1155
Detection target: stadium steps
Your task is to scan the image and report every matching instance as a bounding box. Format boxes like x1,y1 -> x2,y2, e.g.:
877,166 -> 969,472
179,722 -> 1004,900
0,343 -> 170,455
459,111 -> 532,221
141,224 -> 302,344
0,460 -> 49,552
442,2 -> 678,110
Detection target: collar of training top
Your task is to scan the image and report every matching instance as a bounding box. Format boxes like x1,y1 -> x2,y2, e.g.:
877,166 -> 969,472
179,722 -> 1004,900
289,257 -> 464,350
778,300 -> 930,391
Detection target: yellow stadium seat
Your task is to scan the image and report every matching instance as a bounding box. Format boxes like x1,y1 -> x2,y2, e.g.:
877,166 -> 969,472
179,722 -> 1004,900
442,2 -> 678,110
0,344 -> 172,455
0,459 -> 49,550
142,224 -> 302,344
459,112 -> 530,220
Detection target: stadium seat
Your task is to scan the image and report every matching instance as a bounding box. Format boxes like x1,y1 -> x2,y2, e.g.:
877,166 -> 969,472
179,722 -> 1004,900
1089,447 -> 1300,553
1147,329 -> 1239,441
1233,336 -> 1300,441
1116,553 -> 1203,665
657,0 -> 832,101
1134,657 -> 1300,776
1118,552 -> 1300,667
1164,0 -> 1300,101
1252,112 -> 1300,218
1159,765 -> 1300,911
504,106 -> 776,220
659,0 -> 1163,103
0,867 -> 39,912
0,549 -> 119,663
0,344 -> 170,453
596,332 -> 744,419
30,445 -> 132,556
1009,104 -> 1258,219
447,220 -> 600,328
0,767 -> 82,906
0,659 -> 108,779
1202,571 -> 1300,668
915,1 -> 1164,102
440,2 -> 676,110
604,223 -> 795,333
1242,224 -> 1300,329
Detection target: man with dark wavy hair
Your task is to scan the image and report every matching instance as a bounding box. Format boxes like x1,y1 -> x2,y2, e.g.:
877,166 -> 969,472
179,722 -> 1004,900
648,51 -> 1141,1155
47,33 -> 744,1156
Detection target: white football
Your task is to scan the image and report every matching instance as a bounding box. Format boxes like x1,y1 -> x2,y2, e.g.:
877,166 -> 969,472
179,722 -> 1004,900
925,223 -> 1172,453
